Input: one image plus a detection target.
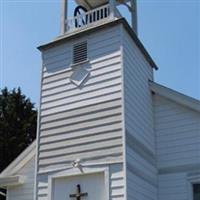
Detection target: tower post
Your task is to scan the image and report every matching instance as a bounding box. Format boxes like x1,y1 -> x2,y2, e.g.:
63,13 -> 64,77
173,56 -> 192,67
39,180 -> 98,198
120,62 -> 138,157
109,0 -> 117,19
61,0 -> 68,34
130,0 -> 138,34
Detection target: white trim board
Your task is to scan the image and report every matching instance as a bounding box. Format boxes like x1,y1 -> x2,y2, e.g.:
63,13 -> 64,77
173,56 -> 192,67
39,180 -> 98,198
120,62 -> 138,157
150,81 -> 200,113
187,173 -> 200,200
38,160 -> 123,175
0,176 -> 25,187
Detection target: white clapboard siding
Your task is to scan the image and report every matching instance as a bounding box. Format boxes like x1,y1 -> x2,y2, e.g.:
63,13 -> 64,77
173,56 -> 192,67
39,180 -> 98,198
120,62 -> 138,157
7,157 -> 35,200
37,24 -> 125,200
42,69 -> 121,97
42,53 -> 121,91
40,121 -> 122,144
42,71 -> 121,103
36,164 -> 124,200
154,95 -> 200,169
154,95 -> 200,200
40,98 -> 121,124
40,130 -> 122,151
38,24 -> 123,171
127,171 -> 157,200
42,57 -> 121,86
110,164 -> 125,199
42,26 -> 121,76
40,114 -> 122,137
158,173 -> 188,200
41,83 -> 121,110
127,146 -> 157,178
122,29 -> 157,200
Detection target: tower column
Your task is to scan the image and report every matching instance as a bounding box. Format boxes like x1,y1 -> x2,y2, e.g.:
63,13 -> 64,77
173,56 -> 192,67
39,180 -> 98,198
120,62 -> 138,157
130,0 -> 138,34
61,0 -> 68,34
109,0 -> 116,19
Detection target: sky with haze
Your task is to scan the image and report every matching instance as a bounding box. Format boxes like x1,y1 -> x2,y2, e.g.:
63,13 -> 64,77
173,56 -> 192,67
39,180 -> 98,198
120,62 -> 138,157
1,0 -> 200,108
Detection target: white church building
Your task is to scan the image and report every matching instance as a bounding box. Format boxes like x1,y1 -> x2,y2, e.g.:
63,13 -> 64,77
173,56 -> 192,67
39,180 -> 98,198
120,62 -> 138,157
0,0 -> 200,200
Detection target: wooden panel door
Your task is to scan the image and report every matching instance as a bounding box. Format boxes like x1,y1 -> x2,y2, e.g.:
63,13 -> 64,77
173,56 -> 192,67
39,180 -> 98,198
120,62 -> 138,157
52,172 -> 106,200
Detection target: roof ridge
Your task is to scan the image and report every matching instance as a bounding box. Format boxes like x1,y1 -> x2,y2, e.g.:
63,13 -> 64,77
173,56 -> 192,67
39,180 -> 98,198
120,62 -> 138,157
150,81 -> 200,112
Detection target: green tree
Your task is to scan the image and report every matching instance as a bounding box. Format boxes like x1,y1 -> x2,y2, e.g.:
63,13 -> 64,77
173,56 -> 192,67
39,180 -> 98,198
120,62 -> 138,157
0,87 -> 37,172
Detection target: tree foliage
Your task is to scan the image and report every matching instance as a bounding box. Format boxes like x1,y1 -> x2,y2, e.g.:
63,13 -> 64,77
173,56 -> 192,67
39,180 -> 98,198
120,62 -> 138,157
0,87 -> 37,172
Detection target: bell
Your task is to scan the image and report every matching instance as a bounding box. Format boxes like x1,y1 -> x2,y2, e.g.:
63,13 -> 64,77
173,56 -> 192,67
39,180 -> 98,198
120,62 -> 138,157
75,0 -> 127,10
75,0 -> 108,10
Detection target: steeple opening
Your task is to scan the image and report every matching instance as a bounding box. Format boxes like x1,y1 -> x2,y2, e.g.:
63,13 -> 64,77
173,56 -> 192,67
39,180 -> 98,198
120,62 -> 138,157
61,0 -> 137,35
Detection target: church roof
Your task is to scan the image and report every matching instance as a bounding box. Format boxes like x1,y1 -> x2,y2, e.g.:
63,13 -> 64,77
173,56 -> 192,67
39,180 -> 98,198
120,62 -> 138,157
150,81 -> 200,113
0,141 -> 36,177
38,18 -> 158,70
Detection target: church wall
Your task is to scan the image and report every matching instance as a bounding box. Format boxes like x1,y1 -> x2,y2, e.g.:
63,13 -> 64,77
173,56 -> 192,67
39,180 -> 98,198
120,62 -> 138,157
36,163 -> 124,200
122,28 -> 158,200
39,25 -> 123,171
153,95 -> 200,200
36,24 -> 126,199
158,173 -> 189,200
154,95 -> 200,169
6,156 -> 35,200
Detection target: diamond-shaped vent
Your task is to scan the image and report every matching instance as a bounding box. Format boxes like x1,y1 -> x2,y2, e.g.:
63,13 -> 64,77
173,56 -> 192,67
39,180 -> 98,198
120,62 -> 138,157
70,68 -> 90,86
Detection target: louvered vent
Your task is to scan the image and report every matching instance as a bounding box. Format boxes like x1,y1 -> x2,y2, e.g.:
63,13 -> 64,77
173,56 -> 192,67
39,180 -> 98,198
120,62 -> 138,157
73,41 -> 87,64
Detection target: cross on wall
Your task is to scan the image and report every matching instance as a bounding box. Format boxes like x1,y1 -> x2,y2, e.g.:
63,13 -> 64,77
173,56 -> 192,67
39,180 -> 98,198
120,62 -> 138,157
69,184 -> 88,200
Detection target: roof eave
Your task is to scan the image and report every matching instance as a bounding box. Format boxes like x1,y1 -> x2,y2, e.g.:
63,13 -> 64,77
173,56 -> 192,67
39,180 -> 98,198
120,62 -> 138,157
0,176 -> 25,187
0,141 -> 36,177
150,81 -> 200,112
37,18 -> 158,70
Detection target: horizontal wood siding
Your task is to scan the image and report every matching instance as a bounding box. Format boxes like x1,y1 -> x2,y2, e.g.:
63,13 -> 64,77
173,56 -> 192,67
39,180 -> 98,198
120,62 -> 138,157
154,95 -> 200,200
158,173 -> 188,200
38,25 -> 123,171
122,29 -> 157,200
154,95 -> 200,169
37,24 -> 125,200
36,164 -> 124,200
110,164 -> 125,200
7,157 -> 35,200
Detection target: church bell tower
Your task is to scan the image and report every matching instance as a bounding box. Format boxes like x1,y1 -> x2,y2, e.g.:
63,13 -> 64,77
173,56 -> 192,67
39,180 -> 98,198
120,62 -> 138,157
36,0 -> 158,200
61,0 -> 138,35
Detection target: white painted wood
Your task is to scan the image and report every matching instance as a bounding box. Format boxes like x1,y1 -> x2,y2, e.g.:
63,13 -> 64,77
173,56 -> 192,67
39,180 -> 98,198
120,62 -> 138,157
4,13 -> 200,200
121,27 -> 157,200
130,0 -> 138,34
1,142 -> 36,177
53,173 -> 106,200
66,4 -> 111,33
35,14 -> 200,200
60,0 -> 67,34
0,176 -> 25,187
158,173 -> 188,200
48,167 -> 109,200
36,164 -> 124,200
154,94 -> 200,200
150,82 -> 200,113
154,95 -> 200,169
36,24 -> 125,200
109,0 -> 116,19
6,157 -> 35,200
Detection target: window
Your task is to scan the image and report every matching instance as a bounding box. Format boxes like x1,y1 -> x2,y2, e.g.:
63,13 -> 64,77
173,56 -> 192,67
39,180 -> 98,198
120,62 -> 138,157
73,41 -> 87,64
0,188 -> 6,200
193,184 -> 200,200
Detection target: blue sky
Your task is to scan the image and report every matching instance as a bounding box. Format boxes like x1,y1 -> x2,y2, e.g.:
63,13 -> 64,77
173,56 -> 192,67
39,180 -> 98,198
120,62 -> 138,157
1,0 -> 199,107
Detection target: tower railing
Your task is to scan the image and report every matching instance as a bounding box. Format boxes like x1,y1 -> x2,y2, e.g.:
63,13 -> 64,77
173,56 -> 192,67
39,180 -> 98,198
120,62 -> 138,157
65,4 -> 121,33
